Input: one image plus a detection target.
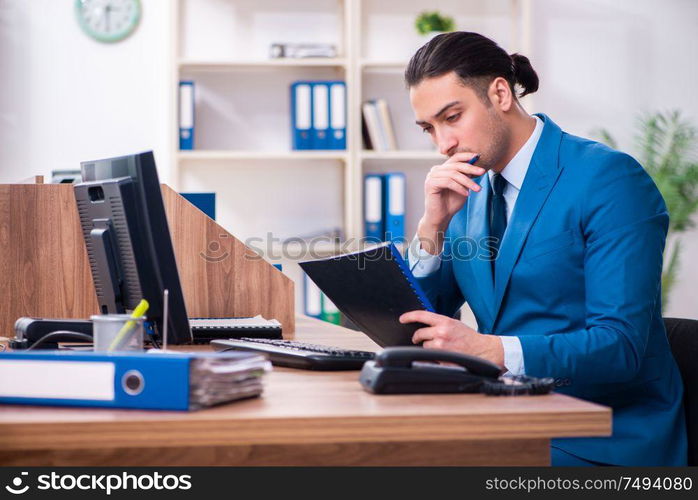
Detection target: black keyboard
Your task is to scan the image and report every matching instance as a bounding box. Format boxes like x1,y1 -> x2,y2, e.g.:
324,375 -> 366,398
210,337 -> 375,370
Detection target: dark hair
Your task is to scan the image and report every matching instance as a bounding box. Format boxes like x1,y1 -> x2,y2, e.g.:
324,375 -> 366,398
405,31 -> 539,100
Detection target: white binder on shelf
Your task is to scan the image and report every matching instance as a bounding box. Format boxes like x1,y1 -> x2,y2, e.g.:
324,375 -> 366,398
304,273 -> 323,319
376,99 -> 398,150
291,81 -> 313,150
362,101 -> 386,151
179,81 -> 195,150
329,82 -> 346,150
312,82 -> 330,149
364,173 -> 385,241
384,172 -> 406,244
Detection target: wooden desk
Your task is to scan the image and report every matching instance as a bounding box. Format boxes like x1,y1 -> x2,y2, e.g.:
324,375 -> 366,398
0,317 -> 611,466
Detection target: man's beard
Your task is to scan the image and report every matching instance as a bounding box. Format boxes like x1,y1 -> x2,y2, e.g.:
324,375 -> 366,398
474,110 -> 511,172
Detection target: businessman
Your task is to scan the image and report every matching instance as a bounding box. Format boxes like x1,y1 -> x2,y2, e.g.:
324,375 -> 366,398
399,31 -> 687,466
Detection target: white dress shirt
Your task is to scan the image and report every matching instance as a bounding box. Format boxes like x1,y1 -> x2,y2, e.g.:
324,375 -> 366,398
408,115 -> 544,376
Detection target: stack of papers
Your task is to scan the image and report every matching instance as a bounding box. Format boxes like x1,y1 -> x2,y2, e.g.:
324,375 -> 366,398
188,352 -> 271,409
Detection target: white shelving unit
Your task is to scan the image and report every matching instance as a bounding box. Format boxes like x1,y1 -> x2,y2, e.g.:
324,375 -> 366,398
179,150 -> 349,161
169,0 -> 531,312
179,58 -> 349,71
360,150 -> 444,160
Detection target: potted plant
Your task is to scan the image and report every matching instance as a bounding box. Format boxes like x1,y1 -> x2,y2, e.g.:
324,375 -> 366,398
593,111 -> 698,309
415,11 -> 455,41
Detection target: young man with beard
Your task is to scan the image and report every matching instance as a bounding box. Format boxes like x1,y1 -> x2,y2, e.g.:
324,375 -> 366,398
399,31 -> 687,466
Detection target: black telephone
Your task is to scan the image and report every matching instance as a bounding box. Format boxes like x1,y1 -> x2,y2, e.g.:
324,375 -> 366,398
359,347 -> 554,395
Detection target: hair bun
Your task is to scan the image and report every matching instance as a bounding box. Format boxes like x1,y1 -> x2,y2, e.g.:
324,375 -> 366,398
510,53 -> 539,97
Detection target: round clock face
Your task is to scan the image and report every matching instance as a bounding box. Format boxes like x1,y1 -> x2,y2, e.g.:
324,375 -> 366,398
75,0 -> 141,43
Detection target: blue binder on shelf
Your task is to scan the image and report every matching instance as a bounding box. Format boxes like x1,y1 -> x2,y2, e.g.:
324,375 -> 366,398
291,81 -> 313,150
304,273 -> 323,319
179,81 -> 195,150
311,82 -> 330,149
180,192 -> 216,220
0,350 -> 267,411
328,81 -> 346,150
384,172 -> 406,244
364,173 -> 385,242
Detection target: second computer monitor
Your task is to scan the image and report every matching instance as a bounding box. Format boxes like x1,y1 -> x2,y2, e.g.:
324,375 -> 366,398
74,151 -> 193,344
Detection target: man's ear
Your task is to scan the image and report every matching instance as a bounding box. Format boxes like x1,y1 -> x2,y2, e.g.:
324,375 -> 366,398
487,77 -> 514,112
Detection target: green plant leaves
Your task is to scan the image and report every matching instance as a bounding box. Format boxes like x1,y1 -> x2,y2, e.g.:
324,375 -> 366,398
415,11 -> 455,35
592,110 -> 698,309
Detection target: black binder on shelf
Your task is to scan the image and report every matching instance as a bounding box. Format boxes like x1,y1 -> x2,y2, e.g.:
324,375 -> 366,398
299,242 -> 434,347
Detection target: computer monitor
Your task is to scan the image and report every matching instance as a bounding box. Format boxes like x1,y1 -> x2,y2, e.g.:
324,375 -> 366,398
74,151 -> 193,344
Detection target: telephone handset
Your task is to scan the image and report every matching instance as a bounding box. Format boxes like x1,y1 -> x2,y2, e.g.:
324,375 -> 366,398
359,347 -> 554,395
373,346 -> 503,377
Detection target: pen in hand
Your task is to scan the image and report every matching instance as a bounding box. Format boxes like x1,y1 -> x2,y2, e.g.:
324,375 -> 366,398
417,152 -> 484,255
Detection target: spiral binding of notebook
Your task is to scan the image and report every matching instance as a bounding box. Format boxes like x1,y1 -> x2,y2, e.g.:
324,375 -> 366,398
299,241 -> 435,347
387,243 -> 435,312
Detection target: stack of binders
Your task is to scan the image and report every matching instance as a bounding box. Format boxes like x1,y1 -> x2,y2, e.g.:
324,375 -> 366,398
291,80 -> 347,150
364,172 -> 406,244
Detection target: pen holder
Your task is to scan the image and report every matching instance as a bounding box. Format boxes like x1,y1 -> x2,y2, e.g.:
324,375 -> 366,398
91,314 -> 145,352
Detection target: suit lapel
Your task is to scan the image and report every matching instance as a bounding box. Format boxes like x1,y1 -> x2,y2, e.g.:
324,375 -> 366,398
491,114 -> 565,322
465,173 -> 496,328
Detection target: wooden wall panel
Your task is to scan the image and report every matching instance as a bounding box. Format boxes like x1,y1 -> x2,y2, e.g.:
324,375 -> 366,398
162,185 -> 294,333
0,183 -> 294,338
0,185 -> 98,332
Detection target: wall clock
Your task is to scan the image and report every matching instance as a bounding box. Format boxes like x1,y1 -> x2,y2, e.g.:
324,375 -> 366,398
75,0 -> 141,43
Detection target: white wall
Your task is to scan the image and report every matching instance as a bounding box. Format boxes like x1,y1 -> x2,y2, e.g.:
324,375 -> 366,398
529,0 -> 698,317
0,0 -> 173,184
1,0 -> 695,318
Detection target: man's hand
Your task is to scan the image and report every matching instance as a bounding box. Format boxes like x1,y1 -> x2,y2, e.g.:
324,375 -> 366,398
418,152 -> 485,255
399,310 -> 505,367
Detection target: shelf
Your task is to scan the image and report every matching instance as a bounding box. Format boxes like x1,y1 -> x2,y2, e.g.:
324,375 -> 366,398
179,150 -> 442,162
360,150 -> 443,161
172,0 -> 530,260
360,60 -> 408,71
179,58 -> 348,71
270,241 -> 352,258
267,240 -> 406,259
178,151 -> 349,162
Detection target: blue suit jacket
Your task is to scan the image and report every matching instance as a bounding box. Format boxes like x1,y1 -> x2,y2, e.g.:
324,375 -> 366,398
413,114 -> 687,466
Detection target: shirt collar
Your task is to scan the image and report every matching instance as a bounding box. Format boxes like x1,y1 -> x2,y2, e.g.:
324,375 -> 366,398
488,115 -> 544,191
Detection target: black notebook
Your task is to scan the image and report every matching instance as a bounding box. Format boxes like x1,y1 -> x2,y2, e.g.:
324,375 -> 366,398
299,242 -> 435,347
